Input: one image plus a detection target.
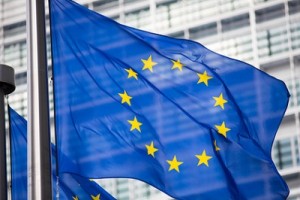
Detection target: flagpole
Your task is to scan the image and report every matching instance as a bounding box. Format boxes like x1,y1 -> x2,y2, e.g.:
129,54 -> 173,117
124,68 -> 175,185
0,64 -> 15,200
26,0 -> 52,199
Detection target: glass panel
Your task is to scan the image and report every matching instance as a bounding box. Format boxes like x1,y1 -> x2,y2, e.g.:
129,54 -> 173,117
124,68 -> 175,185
273,138 -> 293,169
254,0 -> 276,4
156,0 -> 184,30
189,22 -> 217,40
46,36 -> 51,60
168,31 -> 184,39
124,0 -> 146,5
116,179 -> 129,200
255,3 -> 285,23
125,7 -> 151,30
20,42 -> 27,68
9,91 -> 27,118
221,0 -> 248,13
286,80 -> 295,108
221,34 -> 253,62
3,0 -> 26,21
3,21 -> 26,38
296,77 -> 300,106
257,25 -> 288,58
185,0 -> 219,24
4,41 -> 26,69
15,72 -> 27,85
288,0 -> 300,15
295,138 -> 300,166
93,0 -> 118,12
221,13 -> 249,32
290,22 -> 300,50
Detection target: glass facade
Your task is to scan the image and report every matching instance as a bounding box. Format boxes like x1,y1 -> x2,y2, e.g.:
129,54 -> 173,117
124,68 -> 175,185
0,0 -> 299,199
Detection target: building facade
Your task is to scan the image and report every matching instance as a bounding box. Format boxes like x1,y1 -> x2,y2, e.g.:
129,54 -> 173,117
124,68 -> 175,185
0,0 -> 299,199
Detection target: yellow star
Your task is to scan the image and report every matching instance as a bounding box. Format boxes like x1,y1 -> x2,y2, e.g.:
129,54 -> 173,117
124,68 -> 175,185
142,55 -> 157,72
167,156 -> 183,172
213,93 -> 227,109
171,59 -> 184,71
197,71 -> 212,86
214,140 -> 220,151
73,196 -> 79,200
195,150 -> 212,167
91,194 -> 100,200
145,141 -> 158,157
128,116 -> 142,132
118,90 -> 132,106
215,122 -> 230,137
125,68 -> 138,80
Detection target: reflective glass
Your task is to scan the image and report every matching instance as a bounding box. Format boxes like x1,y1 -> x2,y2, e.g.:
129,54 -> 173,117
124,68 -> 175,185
3,21 -> 26,38
4,41 -> 26,69
125,7 -> 151,30
221,34 -> 253,62
290,22 -> 300,50
185,0 -> 219,23
296,77 -> 300,106
273,138 -> 293,169
221,0 -> 248,13
257,25 -> 288,58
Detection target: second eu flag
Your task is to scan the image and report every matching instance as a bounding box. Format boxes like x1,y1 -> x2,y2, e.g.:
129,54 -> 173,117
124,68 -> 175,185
50,0 -> 290,199
9,106 -> 115,200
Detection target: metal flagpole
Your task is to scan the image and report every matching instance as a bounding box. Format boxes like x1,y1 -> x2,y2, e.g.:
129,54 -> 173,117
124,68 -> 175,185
0,64 -> 15,200
26,0 -> 52,198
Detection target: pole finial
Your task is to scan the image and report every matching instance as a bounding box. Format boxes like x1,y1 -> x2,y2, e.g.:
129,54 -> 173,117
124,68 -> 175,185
0,64 -> 15,95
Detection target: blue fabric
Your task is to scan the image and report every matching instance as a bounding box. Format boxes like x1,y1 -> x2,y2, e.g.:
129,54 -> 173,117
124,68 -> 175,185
9,107 -> 115,200
50,0 -> 290,199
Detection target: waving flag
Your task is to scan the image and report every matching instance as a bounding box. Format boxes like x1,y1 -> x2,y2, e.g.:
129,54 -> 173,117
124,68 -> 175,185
50,0 -> 290,199
9,107 -> 115,200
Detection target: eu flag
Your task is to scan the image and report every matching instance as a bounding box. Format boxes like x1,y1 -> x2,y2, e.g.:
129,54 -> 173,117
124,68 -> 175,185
50,0 -> 290,199
9,107 -> 115,200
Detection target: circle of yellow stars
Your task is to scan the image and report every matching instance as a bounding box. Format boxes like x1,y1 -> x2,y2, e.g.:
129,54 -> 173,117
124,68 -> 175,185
120,55 -> 231,173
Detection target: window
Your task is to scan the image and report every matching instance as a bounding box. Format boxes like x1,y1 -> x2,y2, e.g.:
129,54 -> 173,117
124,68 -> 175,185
15,72 -> 27,86
185,0 -> 219,23
294,56 -> 300,106
156,0 -> 184,30
125,8 -> 151,30
221,0 -> 248,13
116,179 -> 129,200
93,0 -> 118,12
221,13 -> 249,32
296,77 -> 300,106
4,41 -> 27,69
221,34 -> 253,62
273,138 -> 293,169
288,0 -> 300,15
255,3 -> 285,23
3,21 -> 26,38
285,79 -> 295,108
295,138 -> 300,166
290,21 -> 300,50
46,36 -> 52,60
124,0 -> 145,5
254,0 -> 276,4
169,31 -> 184,39
189,22 -> 217,40
257,25 -> 288,58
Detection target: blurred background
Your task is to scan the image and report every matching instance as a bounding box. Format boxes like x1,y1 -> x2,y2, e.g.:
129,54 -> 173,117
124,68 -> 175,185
0,0 -> 299,199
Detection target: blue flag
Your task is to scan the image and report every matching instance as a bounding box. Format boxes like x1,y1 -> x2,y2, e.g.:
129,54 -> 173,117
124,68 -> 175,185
9,107 -> 115,200
50,0 -> 290,199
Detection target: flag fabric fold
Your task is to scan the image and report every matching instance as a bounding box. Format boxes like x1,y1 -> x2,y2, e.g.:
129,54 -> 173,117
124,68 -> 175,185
9,106 -> 115,200
50,0 -> 289,199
